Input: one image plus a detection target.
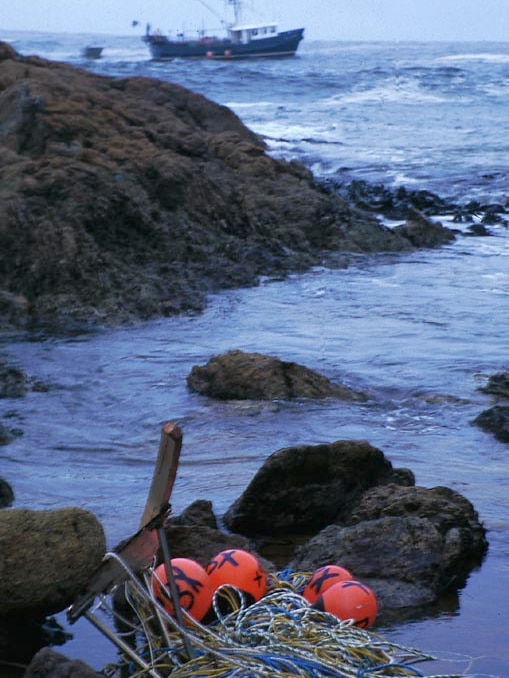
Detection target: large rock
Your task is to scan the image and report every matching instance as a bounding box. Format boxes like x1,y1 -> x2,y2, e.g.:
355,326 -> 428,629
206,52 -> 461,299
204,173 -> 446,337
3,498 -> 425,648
0,507 -> 105,615
0,43 -> 417,332
223,440 -> 409,536
0,507 -> 105,662
187,350 -> 367,401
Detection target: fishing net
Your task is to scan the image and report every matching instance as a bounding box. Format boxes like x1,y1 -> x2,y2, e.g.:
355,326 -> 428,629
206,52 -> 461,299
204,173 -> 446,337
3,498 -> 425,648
90,558 -> 474,678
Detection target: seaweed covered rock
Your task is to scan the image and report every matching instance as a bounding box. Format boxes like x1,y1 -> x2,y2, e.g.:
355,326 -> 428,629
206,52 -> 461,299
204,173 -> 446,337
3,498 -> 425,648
0,42 -> 416,332
187,350 -> 367,401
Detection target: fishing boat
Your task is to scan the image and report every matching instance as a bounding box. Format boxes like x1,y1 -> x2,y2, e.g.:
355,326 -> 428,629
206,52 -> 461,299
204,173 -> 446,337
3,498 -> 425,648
142,0 -> 304,60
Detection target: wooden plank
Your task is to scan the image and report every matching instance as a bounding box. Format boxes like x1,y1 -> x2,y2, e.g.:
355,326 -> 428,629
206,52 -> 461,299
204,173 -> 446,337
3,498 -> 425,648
67,422 -> 182,623
139,421 -> 182,529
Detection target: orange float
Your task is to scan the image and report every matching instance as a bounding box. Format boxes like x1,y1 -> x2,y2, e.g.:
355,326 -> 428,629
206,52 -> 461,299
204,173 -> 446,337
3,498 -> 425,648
302,564 -> 353,603
206,549 -> 267,602
312,579 -> 378,628
151,558 -> 213,622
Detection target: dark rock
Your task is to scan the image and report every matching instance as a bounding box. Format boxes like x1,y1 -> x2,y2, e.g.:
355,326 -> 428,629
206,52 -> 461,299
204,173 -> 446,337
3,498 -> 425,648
346,484 -> 488,572
480,371 -> 509,399
290,517 -> 444,601
348,483 -> 483,531
393,209 -> 456,247
0,361 -> 28,397
0,477 -> 14,507
22,647 -> 100,678
466,223 -> 492,236
473,405 -> 509,442
223,440 -> 402,536
169,498 -> 218,528
0,423 -> 23,445
327,179 -> 457,221
160,524 -> 271,570
2,616 -> 71,667
0,290 -> 32,328
187,350 -> 367,401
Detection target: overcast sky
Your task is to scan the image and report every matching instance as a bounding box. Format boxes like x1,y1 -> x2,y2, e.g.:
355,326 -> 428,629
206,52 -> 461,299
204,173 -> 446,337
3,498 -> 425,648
2,0 -> 509,41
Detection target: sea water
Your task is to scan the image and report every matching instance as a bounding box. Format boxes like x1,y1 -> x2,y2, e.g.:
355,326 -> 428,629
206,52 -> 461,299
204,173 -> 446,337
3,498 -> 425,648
1,32 -> 508,676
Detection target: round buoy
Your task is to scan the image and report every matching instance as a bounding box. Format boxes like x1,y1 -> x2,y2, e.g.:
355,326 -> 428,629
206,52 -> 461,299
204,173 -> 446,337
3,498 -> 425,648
302,564 -> 353,603
151,558 -> 213,622
206,549 -> 267,603
312,579 -> 378,628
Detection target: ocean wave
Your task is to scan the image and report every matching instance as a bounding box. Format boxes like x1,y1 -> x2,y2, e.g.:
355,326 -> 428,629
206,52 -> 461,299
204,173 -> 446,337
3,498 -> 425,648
438,52 -> 509,64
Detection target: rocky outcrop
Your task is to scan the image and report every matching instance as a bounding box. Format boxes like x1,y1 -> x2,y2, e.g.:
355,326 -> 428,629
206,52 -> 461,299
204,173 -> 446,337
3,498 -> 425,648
0,507 -> 105,662
223,440 -> 404,536
187,350 -> 367,401
222,441 -> 487,610
0,43 -> 429,333
291,518 -> 444,607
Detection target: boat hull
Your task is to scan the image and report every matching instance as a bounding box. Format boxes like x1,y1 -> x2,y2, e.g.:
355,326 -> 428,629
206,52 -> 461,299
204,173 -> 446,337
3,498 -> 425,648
143,28 -> 304,60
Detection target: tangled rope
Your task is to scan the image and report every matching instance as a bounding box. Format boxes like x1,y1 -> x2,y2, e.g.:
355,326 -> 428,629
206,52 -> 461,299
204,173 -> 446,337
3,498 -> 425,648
100,567 -> 469,678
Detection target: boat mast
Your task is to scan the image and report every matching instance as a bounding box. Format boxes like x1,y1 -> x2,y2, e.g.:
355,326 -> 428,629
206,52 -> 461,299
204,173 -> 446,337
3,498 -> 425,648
229,0 -> 242,25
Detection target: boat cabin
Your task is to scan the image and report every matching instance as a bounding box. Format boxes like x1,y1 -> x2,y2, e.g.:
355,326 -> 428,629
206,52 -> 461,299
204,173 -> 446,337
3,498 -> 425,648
227,22 -> 277,44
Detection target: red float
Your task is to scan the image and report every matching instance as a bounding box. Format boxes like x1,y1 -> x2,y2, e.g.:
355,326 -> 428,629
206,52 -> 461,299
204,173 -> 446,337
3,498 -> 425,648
151,558 -> 213,622
312,579 -> 378,628
302,564 -> 353,603
206,549 -> 267,602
